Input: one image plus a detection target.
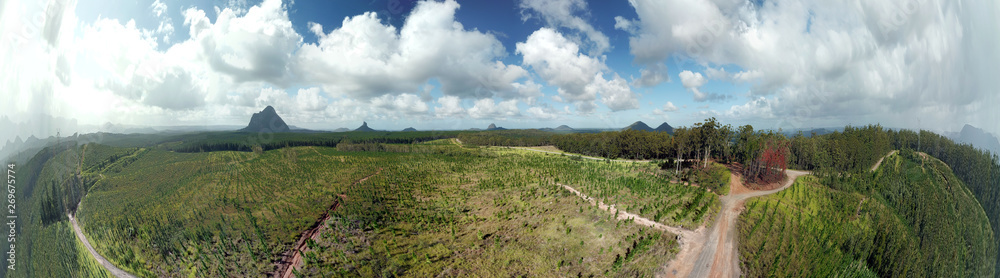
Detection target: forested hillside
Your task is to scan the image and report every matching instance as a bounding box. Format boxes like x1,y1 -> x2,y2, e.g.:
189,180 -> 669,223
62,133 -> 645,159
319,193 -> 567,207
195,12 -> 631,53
739,149 -> 994,277
1,142 -> 114,277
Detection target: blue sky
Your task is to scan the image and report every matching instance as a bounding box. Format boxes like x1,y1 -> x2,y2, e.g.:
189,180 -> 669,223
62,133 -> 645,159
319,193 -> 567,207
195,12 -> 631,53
0,0 -> 997,136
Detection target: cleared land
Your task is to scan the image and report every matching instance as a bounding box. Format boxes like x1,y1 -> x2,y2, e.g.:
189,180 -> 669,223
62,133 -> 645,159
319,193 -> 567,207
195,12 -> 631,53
64,142 -> 722,276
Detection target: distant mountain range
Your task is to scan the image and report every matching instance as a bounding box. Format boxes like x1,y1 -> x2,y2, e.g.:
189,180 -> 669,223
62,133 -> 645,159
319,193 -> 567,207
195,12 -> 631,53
953,124 -> 1000,156
240,106 -> 290,132
402,127 -> 417,132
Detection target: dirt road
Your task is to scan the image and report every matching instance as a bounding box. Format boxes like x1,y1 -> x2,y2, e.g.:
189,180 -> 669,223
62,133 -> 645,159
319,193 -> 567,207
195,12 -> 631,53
683,170 -> 810,278
513,147 -> 606,161
275,169 -> 380,278
69,145 -> 137,278
871,150 -> 898,171
69,208 -> 137,278
559,183 -> 698,237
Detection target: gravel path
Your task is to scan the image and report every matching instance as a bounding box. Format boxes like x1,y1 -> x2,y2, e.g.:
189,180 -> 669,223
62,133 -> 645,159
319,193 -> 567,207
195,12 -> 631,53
871,150 -> 898,171
69,209 -> 137,278
275,169 -> 380,278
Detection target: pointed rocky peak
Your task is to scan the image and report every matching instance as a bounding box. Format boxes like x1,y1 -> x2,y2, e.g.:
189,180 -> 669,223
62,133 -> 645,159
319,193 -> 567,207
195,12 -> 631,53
355,121 -> 376,132
240,105 -> 290,132
957,124 -> 1000,155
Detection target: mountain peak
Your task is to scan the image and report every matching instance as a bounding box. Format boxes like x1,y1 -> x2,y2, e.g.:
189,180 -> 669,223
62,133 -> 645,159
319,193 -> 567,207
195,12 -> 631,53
355,121 -> 376,132
956,124 -> 1000,155
655,122 -> 674,134
240,106 -> 290,132
623,121 -> 653,131
554,125 -> 573,131
486,123 -> 506,131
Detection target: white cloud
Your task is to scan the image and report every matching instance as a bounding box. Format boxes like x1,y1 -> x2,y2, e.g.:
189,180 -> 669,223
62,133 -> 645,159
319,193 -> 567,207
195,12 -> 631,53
149,0 -> 174,44
295,0 -> 527,100
468,99 -> 520,119
190,0 -> 302,86
182,8 -> 211,38
653,101 -> 679,115
517,28 -> 602,103
519,0 -> 610,54
527,106 -> 560,120
705,67 -> 762,83
516,28 -> 638,112
622,0 -> 1000,133
679,70 -> 707,89
371,93 -> 429,116
614,16 -> 637,33
295,87 -> 328,111
632,62 -> 669,87
78,18 -> 208,110
509,80 -> 543,103
621,0 -> 730,63
434,96 -> 466,118
679,70 -> 729,102
595,74 -> 639,111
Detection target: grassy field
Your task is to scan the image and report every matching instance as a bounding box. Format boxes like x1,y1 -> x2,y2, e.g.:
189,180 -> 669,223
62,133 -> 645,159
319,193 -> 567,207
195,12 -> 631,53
54,142 -> 720,276
738,150 -> 995,277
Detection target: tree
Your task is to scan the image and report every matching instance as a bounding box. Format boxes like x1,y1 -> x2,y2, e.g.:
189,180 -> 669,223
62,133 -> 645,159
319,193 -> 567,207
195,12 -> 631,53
699,117 -> 721,168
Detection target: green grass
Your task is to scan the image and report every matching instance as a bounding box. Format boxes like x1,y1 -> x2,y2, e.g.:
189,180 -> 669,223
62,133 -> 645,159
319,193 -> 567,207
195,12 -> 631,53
65,142 -> 703,276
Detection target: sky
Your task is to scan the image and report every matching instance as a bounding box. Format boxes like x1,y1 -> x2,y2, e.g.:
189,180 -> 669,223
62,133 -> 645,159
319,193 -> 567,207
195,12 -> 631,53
0,0 -> 998,137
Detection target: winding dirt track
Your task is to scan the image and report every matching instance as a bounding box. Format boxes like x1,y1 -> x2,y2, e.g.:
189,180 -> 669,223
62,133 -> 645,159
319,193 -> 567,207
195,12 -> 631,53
559,183 -> 700,238
514,146 -> 808,278
683,170 -> 810,278
69,144 -> 137,277
275,169 -> 380,278
70,208 -> 137,278
871,150 -> 898,171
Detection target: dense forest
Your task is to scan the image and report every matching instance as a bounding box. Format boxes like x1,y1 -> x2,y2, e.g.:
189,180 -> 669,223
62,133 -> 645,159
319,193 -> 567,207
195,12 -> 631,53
162,131 -> 466,153
740,150 -> 994,277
